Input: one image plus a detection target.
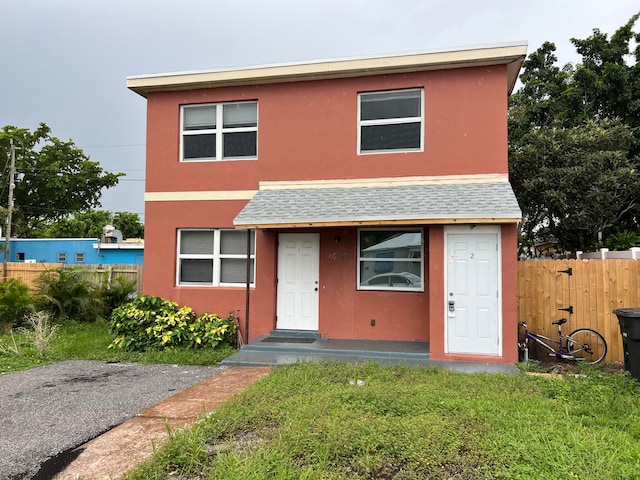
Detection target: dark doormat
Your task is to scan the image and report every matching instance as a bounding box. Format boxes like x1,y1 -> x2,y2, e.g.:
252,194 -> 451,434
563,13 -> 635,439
261,337 -> 316,344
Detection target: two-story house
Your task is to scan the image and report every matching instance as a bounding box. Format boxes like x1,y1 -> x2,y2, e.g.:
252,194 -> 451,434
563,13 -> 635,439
128,42 -> 526,364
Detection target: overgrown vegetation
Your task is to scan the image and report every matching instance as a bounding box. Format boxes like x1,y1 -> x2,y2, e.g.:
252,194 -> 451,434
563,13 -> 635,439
36,268 -> 105,322
108,295 -> 237,351
22,311 -> 58,357
0,321 -> 235,375
0,269 -> 237,374
0,279 -> 35,330
125,362 -> 640,479
98,274 -> 137,319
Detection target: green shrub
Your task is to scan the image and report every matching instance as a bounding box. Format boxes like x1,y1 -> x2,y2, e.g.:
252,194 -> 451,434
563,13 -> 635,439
98,275 -> 137,319
606,230 -> 640,251
108,295 -> 237,351
0,279 -> 36,330
35,267 -> 104,322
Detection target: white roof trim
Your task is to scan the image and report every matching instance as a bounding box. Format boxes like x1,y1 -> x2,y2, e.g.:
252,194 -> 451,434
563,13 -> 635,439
128,42 -> 527,97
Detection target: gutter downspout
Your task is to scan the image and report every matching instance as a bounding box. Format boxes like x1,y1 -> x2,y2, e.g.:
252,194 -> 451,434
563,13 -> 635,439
244,229 -> 252,344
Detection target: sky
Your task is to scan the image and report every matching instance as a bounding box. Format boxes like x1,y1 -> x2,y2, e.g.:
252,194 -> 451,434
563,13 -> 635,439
1,0 -> 639,223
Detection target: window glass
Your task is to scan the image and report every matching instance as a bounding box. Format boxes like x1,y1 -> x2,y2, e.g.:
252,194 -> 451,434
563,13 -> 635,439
184,134 -> 216,159
182,101 -> 257,161
223,103 -> 257,128
180,259 -> 214,284
184,105 -> 216,130
221,258 -> 255,283
359,230 -> 423,291
76,253 -> 85,263
58,253 -> 67,263
180,230 -> 214,254
220,230 -> 254,255
223,131 -> 257,158
360,90 -> 421,120
358,89 -> 423,153
177,229 -> 255,286
361,123 -> 422,151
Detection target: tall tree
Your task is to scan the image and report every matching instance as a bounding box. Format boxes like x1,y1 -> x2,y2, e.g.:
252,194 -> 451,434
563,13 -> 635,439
35,211 -> 144,239
511,119 -> 638,254
509,13 -> 640,255
0,123 -> 123,237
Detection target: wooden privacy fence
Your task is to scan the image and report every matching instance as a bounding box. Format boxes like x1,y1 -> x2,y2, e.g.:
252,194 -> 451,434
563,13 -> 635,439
518,259 -> 640,363
3,262 -> 144,294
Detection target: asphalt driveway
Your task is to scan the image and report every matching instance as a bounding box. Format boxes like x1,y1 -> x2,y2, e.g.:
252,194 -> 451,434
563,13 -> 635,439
0,360 -> 225,480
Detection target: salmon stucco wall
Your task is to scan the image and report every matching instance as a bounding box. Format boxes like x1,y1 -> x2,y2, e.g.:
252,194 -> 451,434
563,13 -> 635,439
144,217 -> 430,342
141,62 -> 516,353
315,228 -> 429,342
143,201 -> 276,331
144,65 -> 509,200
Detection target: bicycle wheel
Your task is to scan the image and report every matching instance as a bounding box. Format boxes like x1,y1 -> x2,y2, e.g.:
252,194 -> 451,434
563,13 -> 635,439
565,328 -> 607,364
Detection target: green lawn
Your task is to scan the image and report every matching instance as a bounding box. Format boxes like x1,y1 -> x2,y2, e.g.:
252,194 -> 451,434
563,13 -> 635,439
3,324 -> 639,478
0,321 -> 235,375
124,362 -> 640,480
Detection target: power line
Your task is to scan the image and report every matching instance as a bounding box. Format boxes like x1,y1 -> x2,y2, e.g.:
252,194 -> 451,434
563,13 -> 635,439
78,143 -> 146,148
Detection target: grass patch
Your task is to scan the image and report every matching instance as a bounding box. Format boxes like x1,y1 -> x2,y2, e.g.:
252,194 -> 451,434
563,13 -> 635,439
0,321 -> 235,375
125,362 -> 640,479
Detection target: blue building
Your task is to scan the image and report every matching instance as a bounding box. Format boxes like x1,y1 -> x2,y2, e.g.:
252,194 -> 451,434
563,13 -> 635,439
0,237 -> 144,265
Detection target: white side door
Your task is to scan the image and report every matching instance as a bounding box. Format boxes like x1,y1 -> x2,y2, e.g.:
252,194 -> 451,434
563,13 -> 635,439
445,226 -> 501,355
277,233 -> 320,330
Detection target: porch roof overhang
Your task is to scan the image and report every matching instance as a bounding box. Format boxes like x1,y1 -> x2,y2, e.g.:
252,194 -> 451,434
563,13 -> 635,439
233,175 -> 522,229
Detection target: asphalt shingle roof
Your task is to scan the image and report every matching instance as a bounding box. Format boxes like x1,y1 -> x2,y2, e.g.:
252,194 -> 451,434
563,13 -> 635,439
233,182 -> 522,227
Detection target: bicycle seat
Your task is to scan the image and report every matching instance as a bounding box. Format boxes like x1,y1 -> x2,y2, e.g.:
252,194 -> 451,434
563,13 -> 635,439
552,318 -> 567,325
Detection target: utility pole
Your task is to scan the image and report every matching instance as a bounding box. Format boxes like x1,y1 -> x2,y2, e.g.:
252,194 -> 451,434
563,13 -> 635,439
3,139 -> 16,281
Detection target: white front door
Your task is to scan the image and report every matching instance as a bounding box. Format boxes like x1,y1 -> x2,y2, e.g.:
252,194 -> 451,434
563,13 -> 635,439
445,226 -> 501,355
277,233 -> 320,330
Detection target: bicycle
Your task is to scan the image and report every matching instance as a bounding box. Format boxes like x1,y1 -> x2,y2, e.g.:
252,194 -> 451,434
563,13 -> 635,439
518,318 -> 607,364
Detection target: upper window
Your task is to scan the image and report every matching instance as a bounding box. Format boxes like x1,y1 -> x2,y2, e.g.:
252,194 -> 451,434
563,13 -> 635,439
181,101 -> 258,161
358,89 -> 423,154
177,229 -> 255,286
358,229 -> 423,291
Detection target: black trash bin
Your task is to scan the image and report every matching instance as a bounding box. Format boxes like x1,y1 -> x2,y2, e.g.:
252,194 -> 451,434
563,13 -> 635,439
613,308 -> 640,381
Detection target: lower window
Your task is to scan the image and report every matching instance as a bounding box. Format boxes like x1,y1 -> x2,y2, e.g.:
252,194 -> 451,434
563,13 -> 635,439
358,229 -> 423,291
177,229 -> 255,286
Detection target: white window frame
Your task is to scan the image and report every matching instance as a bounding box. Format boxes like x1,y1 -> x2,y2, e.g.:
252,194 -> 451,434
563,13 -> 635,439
57,252 -> 67,263
357,228 -> 424,292
357,88 -> 424,155
176,229 -> 256,287
75,253 -> 85,263
180,101 -> 258,162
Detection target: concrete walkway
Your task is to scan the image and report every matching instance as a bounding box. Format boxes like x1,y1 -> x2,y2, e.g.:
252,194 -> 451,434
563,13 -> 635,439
56,366 -> 271,480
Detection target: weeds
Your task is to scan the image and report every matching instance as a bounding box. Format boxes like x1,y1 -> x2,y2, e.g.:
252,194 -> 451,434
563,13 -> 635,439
0,321 -> 236,374
22,312 -> 59,357
0,330 -> 22,356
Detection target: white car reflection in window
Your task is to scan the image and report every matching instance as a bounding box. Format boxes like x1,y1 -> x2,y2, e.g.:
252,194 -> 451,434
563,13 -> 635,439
361,272 -> 422,288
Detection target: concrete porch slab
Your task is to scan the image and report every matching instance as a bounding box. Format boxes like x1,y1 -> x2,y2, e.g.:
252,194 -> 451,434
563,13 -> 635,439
222,337 -> 519,375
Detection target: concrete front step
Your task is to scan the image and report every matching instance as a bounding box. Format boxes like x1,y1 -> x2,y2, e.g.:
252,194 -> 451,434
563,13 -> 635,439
239,341 -> 431,360
220,348 -> 430,367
